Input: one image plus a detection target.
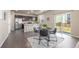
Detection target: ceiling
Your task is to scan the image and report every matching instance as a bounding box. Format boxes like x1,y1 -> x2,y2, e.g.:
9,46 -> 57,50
13,10 -> 48,15
13,10 -> 71,17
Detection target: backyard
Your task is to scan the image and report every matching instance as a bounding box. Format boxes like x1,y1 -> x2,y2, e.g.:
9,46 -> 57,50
56,23 -> 71,33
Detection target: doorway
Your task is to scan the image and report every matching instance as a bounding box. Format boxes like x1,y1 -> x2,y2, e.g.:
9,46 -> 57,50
55,13 -> 71,34
14,15 -> 33,31
15,18 -> 23,30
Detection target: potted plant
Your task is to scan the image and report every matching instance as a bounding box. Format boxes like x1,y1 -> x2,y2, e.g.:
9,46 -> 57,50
41,23 -> 48,29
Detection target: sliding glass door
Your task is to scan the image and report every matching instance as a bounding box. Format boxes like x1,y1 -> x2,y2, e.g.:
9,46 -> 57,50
55,14 -> 62,32
55,13 -> 71,34
63,13 -> 71,34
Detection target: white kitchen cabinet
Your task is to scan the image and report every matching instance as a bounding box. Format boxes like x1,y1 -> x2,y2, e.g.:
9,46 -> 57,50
24,24 -> 33,32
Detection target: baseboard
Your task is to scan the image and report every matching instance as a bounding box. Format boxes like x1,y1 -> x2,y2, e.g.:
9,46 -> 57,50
0,32 -> 10,47
71,34 -> 79,39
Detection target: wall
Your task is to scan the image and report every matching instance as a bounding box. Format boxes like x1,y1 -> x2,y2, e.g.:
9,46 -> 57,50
38,11 -> 55,28
11,11 -> 15,31
7,11 -> 12,33
0,10 -> 11,47
71,11 -> 79,38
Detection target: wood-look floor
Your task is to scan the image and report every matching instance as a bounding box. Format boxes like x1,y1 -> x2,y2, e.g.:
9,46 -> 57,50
1,30 -> 32,48
1,29 -> 79,48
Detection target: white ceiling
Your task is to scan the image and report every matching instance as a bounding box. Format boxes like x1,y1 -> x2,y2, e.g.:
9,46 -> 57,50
13,10 -> 71,17
14,10 -> 48,15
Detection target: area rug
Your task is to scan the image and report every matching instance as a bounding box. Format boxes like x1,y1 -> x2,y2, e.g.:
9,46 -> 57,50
27,35 -> 64,48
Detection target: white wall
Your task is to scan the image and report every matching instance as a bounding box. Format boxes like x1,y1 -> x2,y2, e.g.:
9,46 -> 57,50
38,15 -> 46,24
7,11 -> 12,33
0,10 -> 11,47
11,11 -> 15,31
38,11 -> 55,28
71,11 -> 79,38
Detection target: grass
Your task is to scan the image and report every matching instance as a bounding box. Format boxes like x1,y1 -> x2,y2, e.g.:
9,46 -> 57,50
56,26 -> 71,33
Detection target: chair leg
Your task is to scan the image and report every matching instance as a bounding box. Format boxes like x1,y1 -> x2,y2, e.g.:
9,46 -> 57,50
55,34 -> 57,42
39,37 -> 41,44
47,40 -> 50,46
47,36 -> 50,46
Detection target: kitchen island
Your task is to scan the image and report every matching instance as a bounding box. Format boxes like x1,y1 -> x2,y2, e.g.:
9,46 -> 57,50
24,23 -> 34,32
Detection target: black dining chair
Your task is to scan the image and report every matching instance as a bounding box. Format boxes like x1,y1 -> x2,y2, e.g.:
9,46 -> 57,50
49,28 -> 57,42
39,29 -> 50,46
50,28 -> 57,34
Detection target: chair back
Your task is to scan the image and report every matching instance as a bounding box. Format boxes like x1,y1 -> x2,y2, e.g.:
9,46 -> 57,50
40,29 -> 48,36
53,28 -> 57,34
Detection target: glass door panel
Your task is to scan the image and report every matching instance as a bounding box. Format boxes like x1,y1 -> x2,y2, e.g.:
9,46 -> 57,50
55,13 -> 71,34
55,15 -> 62,32
63,13 -> 71,34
